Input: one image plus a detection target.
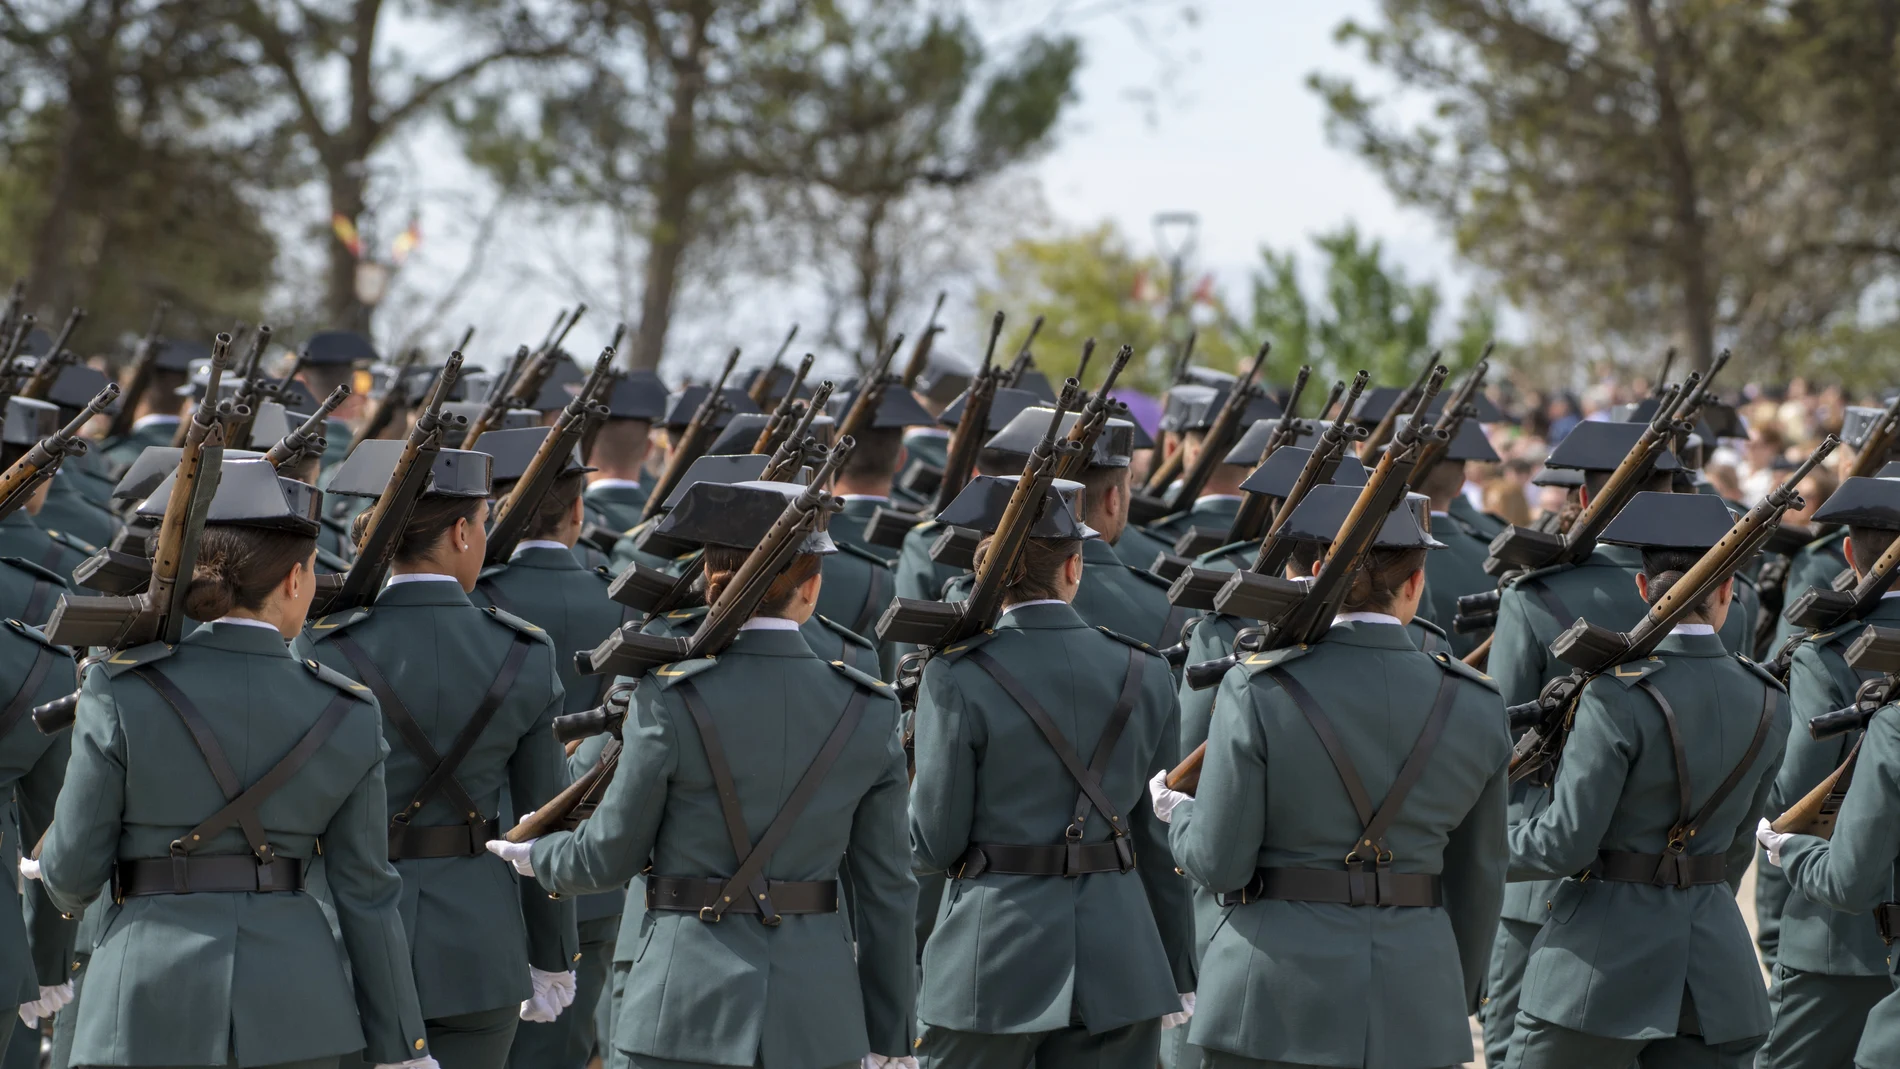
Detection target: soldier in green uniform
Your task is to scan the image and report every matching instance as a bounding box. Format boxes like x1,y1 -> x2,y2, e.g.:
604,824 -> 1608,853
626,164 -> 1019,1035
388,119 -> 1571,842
99,336 -> 201,471
908,474 -> 1193,1069
1399,416 -> 1503,658
1505,492 -> 1789,1068
816,382 -> 931,645
490,479 -> 918,1069
1124,382 -> 1280,563
34,455 -> 435,1069
583,371 -> 669,536
299,444 -> 577,1069
604,383 -> 762,570
1152,485 -> 1508,1069
0,397 -> 94,588
1756,477 -> 1900,1069
296,330 -> 380,471
1767,404 -> 1891,657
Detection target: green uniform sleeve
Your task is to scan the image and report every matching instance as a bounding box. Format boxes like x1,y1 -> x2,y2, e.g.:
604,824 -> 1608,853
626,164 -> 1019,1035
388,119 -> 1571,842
1508,679 -> 1635,880
510,652 -> 577,971
1442,742 -> 1508,1014
908,661 -> 982,875
847,709 -> 918,1057
39,673 -> 126,918
20,728 -> 73,986
1777,643 -> 1855,816
532,681 -> 679,895
1782,709 -> 1900,913
1169,666 -> 1269,895
1488,589 -> 1548,709
1728,726 -> 1785,894
1133,668 -> 1197,993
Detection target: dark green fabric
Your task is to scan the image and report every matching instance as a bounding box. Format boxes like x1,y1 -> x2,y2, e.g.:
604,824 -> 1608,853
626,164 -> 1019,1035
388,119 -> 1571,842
1772,530 -> 1851,654
1170,621 -> 1509,1069
474,546 -> 629,716
528,627 -> 916,1068
36,472 -> 117,549
425,1004 -> 520,1069
1138,496 -> 1244,554
1506,1010 -> 1763,1069
833,497 -> 901,564
1075,536 -> 1188,649
1509,632 -> 1788,1044
1481,917 -> 1541,1068
916,1020 -> 1163,1069
99,420 -> 180,472
298,580 -> 575,1021
1420,507 -> 1494,659
584,482 -> 650,538
1757,964 -> 1891,1069
0,622 -> 75,1006
0,509 -> 86,587
40,622 -> 430,1066
1448,495 -> 1507,542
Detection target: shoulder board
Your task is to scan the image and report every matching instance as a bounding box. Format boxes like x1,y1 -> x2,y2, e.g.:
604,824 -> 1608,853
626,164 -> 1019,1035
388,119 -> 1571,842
1423,649 -> 1498,692
1121,565 -> 1172,591
1239,642 -> 1315,675
0,555 -> 68,586
1505,561 -> 1580,589
43,529 -> 95,554
649,656 -> 720,688
1141,510 -> 1191,533
836,541 -> 895,569
1095,625 -> 1166,660
1734,652 -> 1788,692
1803,528 -> 1849,553
480,605 -> 554,644
812,615 -> 876,650
314,545 -> 352,573
1413,616 -> 1448,638
821,657 -> 893,696
906,520 -> 943,541
1603,656 -> 1668,688
477,563 -> 511,582
100,641 -> 177,677
660,605 -> 708,625
2,618 -> 67,655
304,607 -> 373,637
1192,540 -> 1257,566
297,656 -> 376,703
943,573 -> 975,597
619,518 -> 656,540
591,565 -> 614,585
937,628 -> 1002,662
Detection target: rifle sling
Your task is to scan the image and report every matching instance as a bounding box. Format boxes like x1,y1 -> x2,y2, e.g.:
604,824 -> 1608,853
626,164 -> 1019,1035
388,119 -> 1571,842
21,577 -> 52,628
851,561 -> 893,637
0,645 -> 54,740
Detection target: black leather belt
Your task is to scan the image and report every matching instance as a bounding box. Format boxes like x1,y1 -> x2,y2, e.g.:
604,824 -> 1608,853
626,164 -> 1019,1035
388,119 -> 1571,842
1592,850 -> 1727,889
645,875 -> 838,919
951,839 -> 1135,879
1875,903 -> 1900,945
114,856 -> 305,898
389,818 -> 498,861
1219,866 -> 1442,908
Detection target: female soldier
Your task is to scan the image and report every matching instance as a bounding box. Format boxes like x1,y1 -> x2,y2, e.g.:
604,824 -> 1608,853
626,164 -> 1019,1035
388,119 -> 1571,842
908,475 -> 1193,1069
300,445 -> 573,1069
491,478 -> 916,1069
1154,483 -> 1509,1069
33,456 -> 433,1069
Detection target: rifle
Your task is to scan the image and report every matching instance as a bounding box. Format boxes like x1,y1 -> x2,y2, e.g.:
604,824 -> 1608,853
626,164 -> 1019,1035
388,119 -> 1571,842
223,325 -> 275,447
485,349 -> 616,565
1242,373 -> 1373,581
503,303 -> 587,417
1843,390 -> 1900,484
0,384 -> 120,521
0,281 -> 20,342
931,312 -> 1008,514
878,386 -> 1085,699
834,334 -> 903,444
1771,628 -> 1900,836
1218,364 -> 1313,546
1055,343 -> 1134,481
308,354 -> 466,617
105,303 -> 171,440
1167,367 -> 1451,792
1360,352 -> 1437,458
1003,316 -> 1044,387
640,347 -> 742,522
751,353 -> 816,454
265,386 -> 352,472
463,345 -> 531,451
1136,330 -> 1200,500
900,292 -> 947,388
1128,340 -> 1270,526
746,325 -> 799,406
0,315 -> 34,376
42,337 -> 237,653
1407,356 -> 1490,479
762,382 -> 835,484
352,347 -> 424,453
1508,439 -> 1837,784
1652,347 -> 1678,398
17,308 -> 85,401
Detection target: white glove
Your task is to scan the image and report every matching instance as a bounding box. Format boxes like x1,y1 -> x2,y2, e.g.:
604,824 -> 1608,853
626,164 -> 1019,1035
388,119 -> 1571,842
18,982 -> 71,1028
518,967 -> 577,1022
1160,991 -> 1195,1030
373,1058 -> 441,1069
486,838 -> 535,878
1149,769 -> 1190,825
1757,817 -> 1795,868
18,857 -> 39,882
862,1056 -> 920,1069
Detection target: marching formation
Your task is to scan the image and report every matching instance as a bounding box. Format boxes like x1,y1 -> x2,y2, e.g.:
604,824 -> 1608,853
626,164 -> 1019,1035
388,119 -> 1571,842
0,291 -> 1894,1069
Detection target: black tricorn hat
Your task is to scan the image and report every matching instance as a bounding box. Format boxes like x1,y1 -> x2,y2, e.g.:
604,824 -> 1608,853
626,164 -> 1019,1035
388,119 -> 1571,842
1108,398 -> 1156,450
272,378 -> 323,415
1544,421 -> 1681,473
326,439 -> 492,499
403,363 -> 479,404
246,401 -> 294,451
1598,490 -> 1735,549
704,412 -> 836,458
1238,446 -> 1369,498
2,397 -> 59,447
604,370 -> 669,421
661,385 -> 761,430
936,386 -> 1045,431
981,407 -> 1133,470
913,349 -> 977,408
1532,464 -> 1585,488
654,479 -> 837,555
1350,384 -> 1506,426
300,330 -> 379,367
1393,414 -> 1500,463
1013,368 -> 1058,404
1161,382 -> 1282,433
826,382 -> 934,430
528,355 -> 587,413
1843,406 -> 1900,453
1607,398 -> 1724,445
17,328 -> 52,357
137,456 -> 323,537
440,403 -> 539,444
471,426 -> 596,484
1813,476 -> 1900,531
153,338 -> 209,373
934,475 -> 1099,540
658,454 -> 775,512
1276,482 -> 1445,550
112,446 -> 260,501
47,364 -> 116,415
1224,417 -> 1320,467
736,366 -> 812,405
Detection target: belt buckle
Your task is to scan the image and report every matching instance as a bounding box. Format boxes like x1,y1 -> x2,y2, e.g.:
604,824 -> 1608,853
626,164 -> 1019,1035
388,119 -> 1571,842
697,906 -> 722,923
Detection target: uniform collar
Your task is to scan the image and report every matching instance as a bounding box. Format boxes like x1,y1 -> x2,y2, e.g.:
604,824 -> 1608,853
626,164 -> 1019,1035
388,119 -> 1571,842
1322,619 -> 1418,650
188,619 -> 295,656
995,601 -> 1086,631
738,616 -> 801,631
0,509 -> 36,530
839,496 -> 886,519
1653,631 -> 1729,657
1082,537 -> 1124,565
375,577 -> 473,607
727,626 -> 816,658
509,542 -> 580,569
1591,543 -> 1645,570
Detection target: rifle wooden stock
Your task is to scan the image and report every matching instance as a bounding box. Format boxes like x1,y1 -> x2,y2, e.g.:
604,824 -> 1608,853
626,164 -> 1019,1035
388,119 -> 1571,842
1361,352 -> 1436,457
1847,388 -> 1900,482
1224,365 -> 1312,544
486,350 -> 616,564
640,347 -> 741,522
900,293 -> 947,388
462,345 -> 530,451
1054,343 -> 1133,481
1246,372 -> 1370,579
747,325 -> 800,406
0,383 -> 120,522
352,348 -> 424,453
931,312 -> 1007,514
752,353 -> 815,454
835,335 -> 903,444
18,308 -> 85,401
1162,341 -> 1270,517
1463,633 -> 1494,668
1773,738 -> 1859,838
106,303 -> 170,440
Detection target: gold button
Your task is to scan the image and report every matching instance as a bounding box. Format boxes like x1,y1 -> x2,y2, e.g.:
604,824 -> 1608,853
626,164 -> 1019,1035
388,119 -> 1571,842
573,953 -> 582,962
415,1040 -> 426,1051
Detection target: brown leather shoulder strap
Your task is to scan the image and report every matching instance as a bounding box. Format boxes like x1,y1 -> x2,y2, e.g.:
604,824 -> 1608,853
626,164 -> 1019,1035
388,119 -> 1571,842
1268,669 -> 1375,827
1684,682 -> 1777,843
176,694 -> 354,863
1636,680 -> 1694,833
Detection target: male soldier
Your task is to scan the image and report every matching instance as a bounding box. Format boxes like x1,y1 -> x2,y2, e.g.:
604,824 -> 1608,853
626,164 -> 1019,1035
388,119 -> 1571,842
582,370 -> 668,535
1123,380 -> 1280,565
1768,405 -> 1895,658
1756,476 -> 1900,1069
605,381 -> 761,570
99,336 -> 201,470
33,363 -> 119,545
1402,415 -> 1503,658
0,397 -> 94,589
1508,492 -> 1788,1068
810,381 -> 930,650
896,348 -> 973,507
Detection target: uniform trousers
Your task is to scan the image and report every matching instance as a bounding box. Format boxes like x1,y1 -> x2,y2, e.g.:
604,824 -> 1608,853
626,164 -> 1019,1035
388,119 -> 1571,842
427,1006 -> 520,1069
1505,1011 -> 1763,1069
1481,917 -> 1540,1068
1199,1055 -> 1455,1069
620,1059 -> 855,1069
1758,965 -> 1891,1069
917,1020 -> 1160,1069
506,915 -> 618,1069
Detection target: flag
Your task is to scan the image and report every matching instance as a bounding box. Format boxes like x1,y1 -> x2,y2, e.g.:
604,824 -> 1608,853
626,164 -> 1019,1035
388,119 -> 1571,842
391,218 -> 421,265
332,215 -> 363,258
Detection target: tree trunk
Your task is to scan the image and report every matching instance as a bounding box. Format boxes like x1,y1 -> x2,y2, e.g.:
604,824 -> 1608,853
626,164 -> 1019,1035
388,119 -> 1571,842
325,169 -> 371,332
1631,0 -> 1716,370
629,9 -> 711,372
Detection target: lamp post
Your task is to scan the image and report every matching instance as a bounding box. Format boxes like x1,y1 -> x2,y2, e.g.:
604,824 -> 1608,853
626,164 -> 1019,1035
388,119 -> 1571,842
1153,211 -> 1200,336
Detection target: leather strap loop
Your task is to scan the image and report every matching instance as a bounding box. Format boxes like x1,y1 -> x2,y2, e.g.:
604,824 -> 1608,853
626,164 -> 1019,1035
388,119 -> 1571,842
646,875 -> 837,916
115,856 -> 304,898
1219,866 -> 1442,908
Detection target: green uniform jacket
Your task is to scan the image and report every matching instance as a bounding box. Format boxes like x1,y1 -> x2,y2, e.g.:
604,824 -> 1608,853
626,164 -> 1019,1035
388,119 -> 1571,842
0,557 -> 69,628
583,482 -> 649,537
1076,536 -> 1192,650
817,505 -> 899,646
1133,495 -> 1243,562
1773,604 -> 1900,978
474,545 -> 632,716
529,626 -> 916,1068
297,580 -> 577,1019
1170,622 -> 1509,1069
608,518 -> 690,577
910,603 -> 1193,1035
1420,507 -> 1494,659
40,622 -> 430,1066
36,473 -> 117,550
0,510 -> 87,586
98,421 -> 179,474
0,622 -> 75,1006
1448,495 -> 1506,542
1772,530 -> 1851,653
643,605 -> 886,680
1781,701 -> 1900,1068
1508,632 -> 1789,1044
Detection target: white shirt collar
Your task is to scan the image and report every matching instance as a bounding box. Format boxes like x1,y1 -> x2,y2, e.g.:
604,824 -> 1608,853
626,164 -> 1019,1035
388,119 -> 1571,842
211,616 -> 282,633
386,573 -> 459,586
1195,494 -> 1244,505
1332,611 -> 1403,628
1670,623 -> 1716,636
132,413 -> 181,432
1881,590 -> 1900,600
738,617 -> 801,632
1431,511 -> 1450,518
1001,599 -> 1067,616
841,494 -> 889,503
906,427 -> 950,440
588,478 -> 642,492
512,540 -> 568,558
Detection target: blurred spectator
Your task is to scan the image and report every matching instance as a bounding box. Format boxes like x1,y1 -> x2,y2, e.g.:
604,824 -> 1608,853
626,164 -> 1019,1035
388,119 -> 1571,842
1546,394 -> 1582,443
1705,463 -> 1745,505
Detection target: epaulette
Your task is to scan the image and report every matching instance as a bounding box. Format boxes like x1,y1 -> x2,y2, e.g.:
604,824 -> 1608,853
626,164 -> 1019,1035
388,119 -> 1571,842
836,541 -> 895,569
813,615 -> 876,650
477,563 -> 511,582
906,520 -> 943,541
1122,564 -> 1173,591
1414,616 -> 1449,638
590,565 -> 615,585
1141,510 -> 1191,534
296,656 -> 377,704
0,556 -> 69,587
314,545 -> 352,574
650,656 -> 720,688
99,641 -> 176,677
942,573 -> 975,599
1423,648 -> 1498,692
1095,625 -> 1166,661
304,607 -> 373,638
43,529 -> 95,555
1239,642 -> 1315,675
1734,652 -> 1788,692
938,628 -> 1001,662
1504,561 -> 1580,589
2,618 -> 68,656
821,656 -> 893,696
1602,656 -> 1667,688
1192,540 -> 1256,566
480,605 -> 554,645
